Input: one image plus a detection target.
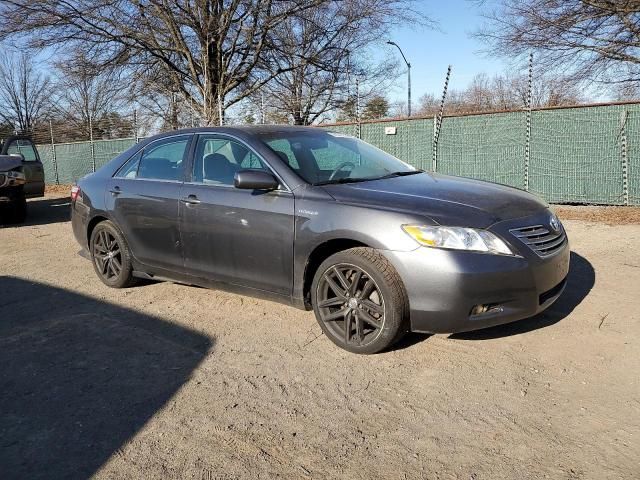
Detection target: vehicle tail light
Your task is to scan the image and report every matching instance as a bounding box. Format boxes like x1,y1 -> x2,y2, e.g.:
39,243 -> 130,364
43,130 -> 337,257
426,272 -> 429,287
71,185 -> 81,202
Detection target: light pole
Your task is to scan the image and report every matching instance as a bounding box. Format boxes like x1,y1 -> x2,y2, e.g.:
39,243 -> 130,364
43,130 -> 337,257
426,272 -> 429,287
387,40 -> 411,117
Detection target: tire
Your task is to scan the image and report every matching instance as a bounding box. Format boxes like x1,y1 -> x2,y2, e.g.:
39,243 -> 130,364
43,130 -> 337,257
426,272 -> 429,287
12,193 -> 27,224
1,191 -> 26,224
311,247 -> 409,354
89,220 -> 138,288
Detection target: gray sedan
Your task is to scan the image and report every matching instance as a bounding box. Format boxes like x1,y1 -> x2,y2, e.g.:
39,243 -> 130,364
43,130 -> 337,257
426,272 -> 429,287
71,126 -> 569,354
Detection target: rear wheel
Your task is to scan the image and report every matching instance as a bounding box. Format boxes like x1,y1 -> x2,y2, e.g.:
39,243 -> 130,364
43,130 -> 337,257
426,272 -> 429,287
311,247 -> 409,354
90,220 -> 137,288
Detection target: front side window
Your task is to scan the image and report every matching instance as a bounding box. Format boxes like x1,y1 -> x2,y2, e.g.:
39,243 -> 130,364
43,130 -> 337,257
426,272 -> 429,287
257,130 -> 417,185
6,139 -> 38,162
192,136 -> 268,185
116,136 -> 190,181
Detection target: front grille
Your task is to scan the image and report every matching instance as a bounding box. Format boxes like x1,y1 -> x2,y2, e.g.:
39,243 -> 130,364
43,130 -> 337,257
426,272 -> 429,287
510,224 -> 566,257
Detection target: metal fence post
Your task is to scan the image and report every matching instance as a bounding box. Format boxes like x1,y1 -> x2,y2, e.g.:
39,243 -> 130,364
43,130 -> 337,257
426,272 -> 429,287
433,65 -> 451,171
432,115 -> 437,171
620,110 -> 630,206
133,108 -> 139,143
524,53 -> 533,191
356,76 -> 361,139
49,119 -> 59,185
89,113 -> 96,172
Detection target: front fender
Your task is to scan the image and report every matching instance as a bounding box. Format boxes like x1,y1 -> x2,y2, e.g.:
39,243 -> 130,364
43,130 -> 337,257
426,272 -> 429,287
292,189 -> 429,306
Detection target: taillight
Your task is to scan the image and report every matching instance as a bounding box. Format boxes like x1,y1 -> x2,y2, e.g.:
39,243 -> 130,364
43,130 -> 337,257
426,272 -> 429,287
71,185 -> 81,202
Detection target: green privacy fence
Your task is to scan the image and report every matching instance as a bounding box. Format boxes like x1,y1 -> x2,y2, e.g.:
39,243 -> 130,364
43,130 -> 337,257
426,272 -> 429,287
37,138 -> 137,186
322,103 -> 640,205
37,103 -> 640,205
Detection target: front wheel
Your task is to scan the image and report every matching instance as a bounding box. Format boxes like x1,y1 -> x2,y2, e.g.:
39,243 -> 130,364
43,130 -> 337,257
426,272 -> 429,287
311,247 -> 409,354
12,193 -> 27,223
90,220 -> 137,288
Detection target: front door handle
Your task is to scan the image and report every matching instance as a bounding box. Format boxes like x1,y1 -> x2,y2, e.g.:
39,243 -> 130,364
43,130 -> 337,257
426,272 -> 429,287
109,186 -> 121,195
181,194 -> 201,205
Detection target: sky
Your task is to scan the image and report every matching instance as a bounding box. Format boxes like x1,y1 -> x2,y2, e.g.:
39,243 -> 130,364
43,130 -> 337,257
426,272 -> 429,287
381,0 -> 512,104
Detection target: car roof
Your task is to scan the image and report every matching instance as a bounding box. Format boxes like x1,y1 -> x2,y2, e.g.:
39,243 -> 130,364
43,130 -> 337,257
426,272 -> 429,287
144,125 -> 328,143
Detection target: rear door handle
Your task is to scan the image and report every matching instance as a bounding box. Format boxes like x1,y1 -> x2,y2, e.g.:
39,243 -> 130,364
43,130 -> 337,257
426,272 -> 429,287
109,186 -> 121,195
181,194 -> 201,205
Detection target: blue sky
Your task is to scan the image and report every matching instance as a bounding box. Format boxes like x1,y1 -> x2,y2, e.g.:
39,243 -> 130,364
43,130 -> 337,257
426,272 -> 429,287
381,0 -> 513,103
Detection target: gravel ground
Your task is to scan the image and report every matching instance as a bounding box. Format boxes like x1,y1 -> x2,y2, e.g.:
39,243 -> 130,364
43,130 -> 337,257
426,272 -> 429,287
1,195 -> 639,480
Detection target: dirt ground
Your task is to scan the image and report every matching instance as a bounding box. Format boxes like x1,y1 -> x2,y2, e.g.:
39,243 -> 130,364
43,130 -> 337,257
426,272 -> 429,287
1,195 -> 639,480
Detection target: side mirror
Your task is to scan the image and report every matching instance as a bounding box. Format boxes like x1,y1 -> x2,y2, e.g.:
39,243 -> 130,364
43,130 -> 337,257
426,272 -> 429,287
234,169 -> 279,191
9,153 -> 25,162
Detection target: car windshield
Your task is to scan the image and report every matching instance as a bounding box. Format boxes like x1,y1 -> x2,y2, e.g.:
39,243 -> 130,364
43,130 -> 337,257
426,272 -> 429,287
256,130 -> 420,185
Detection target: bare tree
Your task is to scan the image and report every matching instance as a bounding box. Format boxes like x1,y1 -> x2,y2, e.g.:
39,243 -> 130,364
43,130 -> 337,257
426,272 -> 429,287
417,72 -> 583,116
613,82 -> 640,100
133,63 -> 200,132
0,51 -> 52,133
259,0 -> 427,125
475,0 -> 640,85
52,51 -> 128,138
362,95 -> 390,119
0,0 -> 330,125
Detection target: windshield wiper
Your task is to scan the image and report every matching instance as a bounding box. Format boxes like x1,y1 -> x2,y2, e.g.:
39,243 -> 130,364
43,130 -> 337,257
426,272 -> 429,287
314,177 -> 373,186
375,169 -> 424,180
314,169 -> 423,186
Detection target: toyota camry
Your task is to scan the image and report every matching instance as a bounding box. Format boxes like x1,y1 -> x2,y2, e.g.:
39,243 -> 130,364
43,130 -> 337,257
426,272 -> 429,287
71,126 -> 569,354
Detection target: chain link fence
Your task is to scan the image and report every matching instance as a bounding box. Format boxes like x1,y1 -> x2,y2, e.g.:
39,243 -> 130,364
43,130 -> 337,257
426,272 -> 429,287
28,102 -> 640,205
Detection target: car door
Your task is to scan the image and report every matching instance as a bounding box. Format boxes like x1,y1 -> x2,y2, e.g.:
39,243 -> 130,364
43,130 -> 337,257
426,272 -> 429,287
2,137 -> 45,198
179,134 -> 295,296
105,134 -> 193,272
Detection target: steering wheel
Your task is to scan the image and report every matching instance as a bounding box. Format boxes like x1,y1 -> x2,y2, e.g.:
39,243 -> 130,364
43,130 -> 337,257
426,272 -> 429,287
328,161 -> 356,181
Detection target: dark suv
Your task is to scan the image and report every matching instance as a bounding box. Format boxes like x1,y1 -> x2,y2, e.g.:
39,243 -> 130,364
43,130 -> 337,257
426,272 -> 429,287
0,135 -> 45,223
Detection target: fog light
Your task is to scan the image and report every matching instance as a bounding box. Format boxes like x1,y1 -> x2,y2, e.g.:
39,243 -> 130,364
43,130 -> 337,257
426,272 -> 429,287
470,303 -> 504,316
471,304 -> 490,315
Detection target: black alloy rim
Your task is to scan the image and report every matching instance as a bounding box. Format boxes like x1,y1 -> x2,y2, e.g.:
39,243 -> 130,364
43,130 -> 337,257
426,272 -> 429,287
93,230 -> 122,280
317,263 -> 385,347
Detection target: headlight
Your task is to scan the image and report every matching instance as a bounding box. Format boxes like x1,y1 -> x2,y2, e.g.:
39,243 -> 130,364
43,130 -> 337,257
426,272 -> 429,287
402,225 -> 514,255
6,171 -> 25,180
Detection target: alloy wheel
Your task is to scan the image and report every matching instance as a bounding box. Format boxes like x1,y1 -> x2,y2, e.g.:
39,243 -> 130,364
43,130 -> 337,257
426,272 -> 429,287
316,263 -> 385,347
92,230 -> 123,280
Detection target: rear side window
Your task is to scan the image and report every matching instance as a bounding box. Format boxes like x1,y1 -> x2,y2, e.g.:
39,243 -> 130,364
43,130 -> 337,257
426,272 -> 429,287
116,151 -> 142,179
116,136 -> 190,181
6,139 -> 38,162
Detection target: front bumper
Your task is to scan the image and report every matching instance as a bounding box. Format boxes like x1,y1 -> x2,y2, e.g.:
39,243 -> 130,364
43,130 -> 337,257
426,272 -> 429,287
384,214 -> 570,334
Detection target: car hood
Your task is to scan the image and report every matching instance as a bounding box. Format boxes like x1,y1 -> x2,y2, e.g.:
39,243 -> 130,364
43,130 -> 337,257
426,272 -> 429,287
0,155 -> 22,173
321,172 -> 548,228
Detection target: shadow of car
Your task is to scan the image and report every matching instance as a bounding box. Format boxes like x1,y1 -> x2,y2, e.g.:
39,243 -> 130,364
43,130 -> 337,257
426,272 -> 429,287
0,276 -> 212,479
1,195 -> 71,227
